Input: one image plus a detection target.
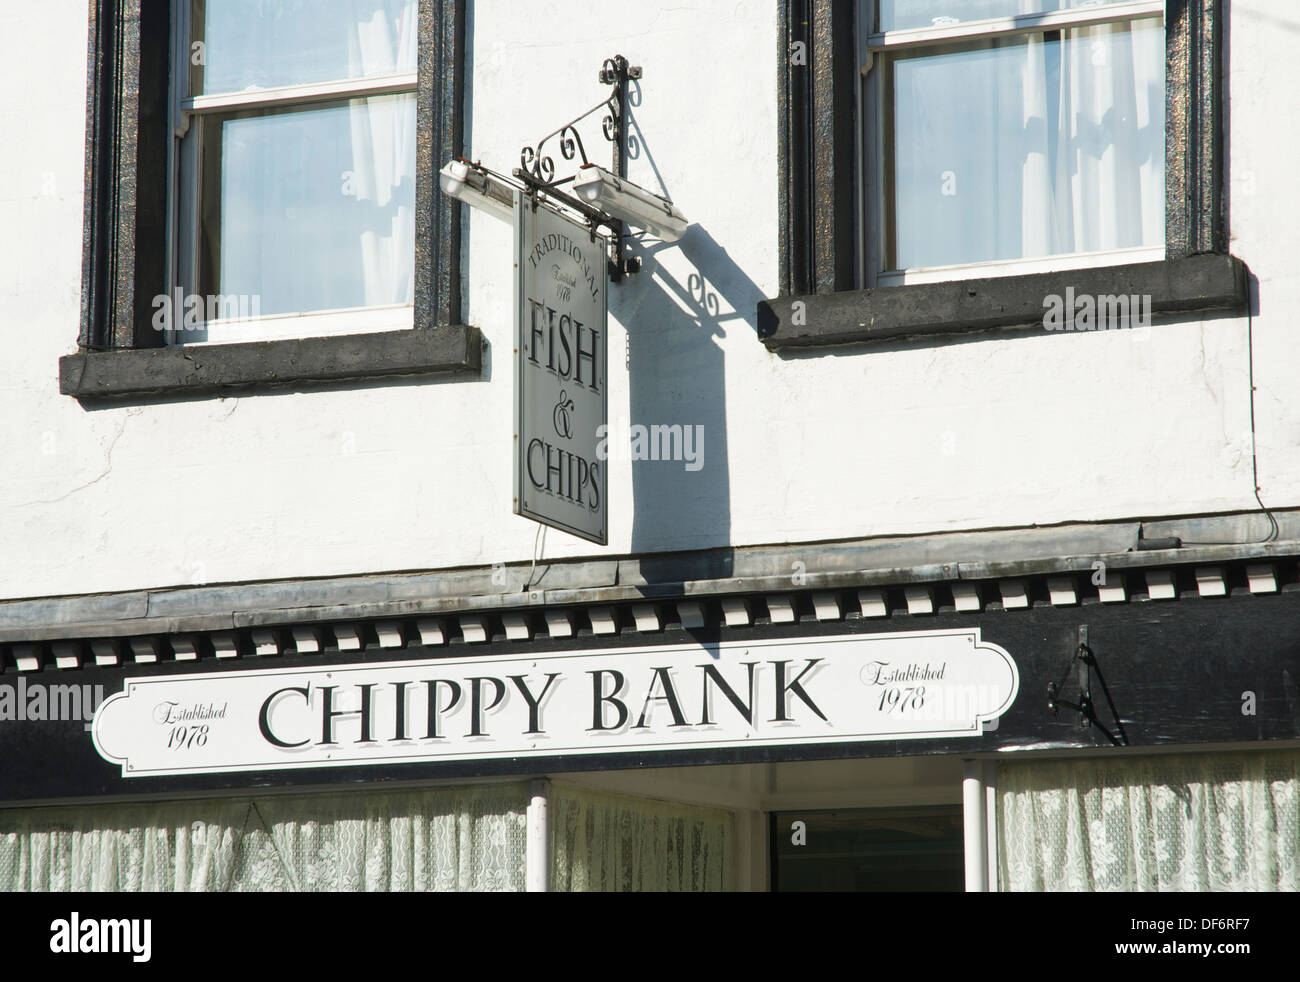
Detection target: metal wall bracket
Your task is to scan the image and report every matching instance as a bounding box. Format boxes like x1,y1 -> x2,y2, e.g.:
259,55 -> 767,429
1046,625 -> 1131,746
515,55 -> 642,282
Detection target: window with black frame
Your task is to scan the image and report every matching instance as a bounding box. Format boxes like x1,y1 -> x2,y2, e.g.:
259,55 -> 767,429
170,0 -> 419,344
761,0 -> 1244,351
65,0 -> 474,400
860,0 -> 1166,287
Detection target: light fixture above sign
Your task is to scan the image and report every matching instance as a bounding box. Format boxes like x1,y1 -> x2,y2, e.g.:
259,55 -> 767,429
573,164 -> 687,243
439,54 -> 687,281
438,159 -> 514,224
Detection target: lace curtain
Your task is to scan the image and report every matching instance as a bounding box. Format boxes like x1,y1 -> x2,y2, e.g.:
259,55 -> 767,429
1019,13 -> 1165,257
550,784 -> 733,892
1,781 -> 734,892
0,783 -> 529,892
998,751 -> 1300,891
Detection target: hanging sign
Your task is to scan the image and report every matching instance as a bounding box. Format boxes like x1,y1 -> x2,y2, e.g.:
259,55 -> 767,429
91,629 -> 1018,778
513,193 -> 608,544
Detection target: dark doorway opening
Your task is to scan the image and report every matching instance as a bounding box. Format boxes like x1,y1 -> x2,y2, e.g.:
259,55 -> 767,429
771,805 -> 964,892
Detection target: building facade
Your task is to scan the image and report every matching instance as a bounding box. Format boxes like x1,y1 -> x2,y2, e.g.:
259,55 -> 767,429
1,0 -> 1298,891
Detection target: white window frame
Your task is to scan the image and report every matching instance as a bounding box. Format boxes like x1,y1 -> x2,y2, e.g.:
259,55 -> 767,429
165,1 -> 418,345
857,0 -> 1167,288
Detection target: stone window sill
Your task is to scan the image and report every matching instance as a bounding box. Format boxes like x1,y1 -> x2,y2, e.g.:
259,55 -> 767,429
757,254 -> 1249,350
59,326 -> 482,402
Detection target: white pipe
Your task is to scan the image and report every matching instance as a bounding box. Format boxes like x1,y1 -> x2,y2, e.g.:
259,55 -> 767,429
984,762 -> 999,892
526,778 -> 551,892
962,760 -> 988,892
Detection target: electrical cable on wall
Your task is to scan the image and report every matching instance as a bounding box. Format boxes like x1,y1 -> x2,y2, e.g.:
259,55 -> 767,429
1178,293 -> 1280,547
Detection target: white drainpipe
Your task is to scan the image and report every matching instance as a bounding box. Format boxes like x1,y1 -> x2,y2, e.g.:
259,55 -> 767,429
526,778 -> 552,892
963,760 -> 988,892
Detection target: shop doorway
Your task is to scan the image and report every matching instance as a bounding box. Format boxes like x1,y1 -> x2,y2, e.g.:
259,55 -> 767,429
770,805 -> 965,891
568,755 -> 970,890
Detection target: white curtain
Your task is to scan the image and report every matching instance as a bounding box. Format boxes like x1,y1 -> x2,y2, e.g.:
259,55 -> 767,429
998,752 -> 1300,891
892,12 -> 1162,269
0,784 -> 529,892
196,1 -> 418,321
551,784 -> 734,892
1021,17 -> 1165,258
347,0 -> 418,307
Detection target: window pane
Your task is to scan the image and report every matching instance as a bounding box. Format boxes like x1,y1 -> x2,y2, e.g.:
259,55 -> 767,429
192,0 -> 418,95
198,94 -> 415,316
876,0 -> 1136,33
885,19 -> 1164,270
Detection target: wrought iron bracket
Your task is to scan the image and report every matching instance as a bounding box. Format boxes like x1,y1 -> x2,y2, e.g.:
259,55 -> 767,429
1046,626 -> 1131,746
517,55 -> 642,281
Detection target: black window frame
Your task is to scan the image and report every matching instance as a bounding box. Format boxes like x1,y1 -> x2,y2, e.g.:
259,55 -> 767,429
63,0 -> 480,401
760,0 -> 1248,350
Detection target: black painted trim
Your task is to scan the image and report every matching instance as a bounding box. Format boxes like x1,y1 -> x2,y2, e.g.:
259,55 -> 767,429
416,0 -> 466,329
78,0 -> 109,350
778,0 -> 810,297
59,326 -> 482,402
5,589 -> 1300,804
1166,0 -> 1227,258
780,0 -> 855,296
76,1 -> 468,377
758,254 -> 1248,351
810,0 -> 856,294
80,0 -> 169,351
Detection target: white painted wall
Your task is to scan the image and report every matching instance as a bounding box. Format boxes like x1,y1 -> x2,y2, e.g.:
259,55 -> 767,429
1,1 -> 1296,602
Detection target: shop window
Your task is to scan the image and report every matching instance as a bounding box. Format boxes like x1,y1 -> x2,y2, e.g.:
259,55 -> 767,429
550,784 -> 734,891
0,784 -> 530,891
997,750 -> 1300,890
0,781 -> 737,892
771,806 -> 965,891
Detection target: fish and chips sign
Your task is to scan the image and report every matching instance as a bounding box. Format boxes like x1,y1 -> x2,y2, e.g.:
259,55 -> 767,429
513,194 -> 608,544
91,630 -> 1019,777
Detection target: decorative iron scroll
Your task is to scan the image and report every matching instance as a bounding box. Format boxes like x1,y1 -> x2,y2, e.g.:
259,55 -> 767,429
513,56 -> 643,280
518,56 -> 640,190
